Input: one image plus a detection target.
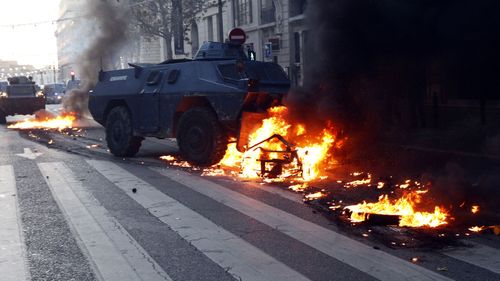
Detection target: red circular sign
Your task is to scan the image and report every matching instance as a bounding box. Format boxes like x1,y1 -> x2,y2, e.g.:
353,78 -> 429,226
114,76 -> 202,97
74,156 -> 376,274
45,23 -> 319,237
228,28 -> 246,45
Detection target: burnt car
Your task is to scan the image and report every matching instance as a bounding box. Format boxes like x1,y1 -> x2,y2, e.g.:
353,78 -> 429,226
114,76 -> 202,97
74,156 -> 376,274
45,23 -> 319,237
89,39 -> 290,165
0,76 -> 45,124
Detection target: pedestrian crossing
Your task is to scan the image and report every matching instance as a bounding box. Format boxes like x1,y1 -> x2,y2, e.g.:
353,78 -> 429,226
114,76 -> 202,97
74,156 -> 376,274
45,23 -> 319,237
1,160 -> 500,281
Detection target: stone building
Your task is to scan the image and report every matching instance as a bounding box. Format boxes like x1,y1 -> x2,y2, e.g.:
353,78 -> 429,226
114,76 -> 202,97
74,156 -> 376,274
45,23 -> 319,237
185,0 -> 308,86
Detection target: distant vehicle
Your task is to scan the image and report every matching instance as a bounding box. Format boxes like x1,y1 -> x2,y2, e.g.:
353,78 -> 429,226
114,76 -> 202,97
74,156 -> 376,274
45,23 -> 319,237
89,29 -> 290,166
66,79 -> 81,92
0,81 -> 7,92
0,76 -> 45,124
42,83 -> 65,104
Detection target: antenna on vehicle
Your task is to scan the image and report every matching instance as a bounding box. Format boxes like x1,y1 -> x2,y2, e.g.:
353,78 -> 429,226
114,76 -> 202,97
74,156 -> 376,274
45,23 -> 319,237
98,57 -> 104,82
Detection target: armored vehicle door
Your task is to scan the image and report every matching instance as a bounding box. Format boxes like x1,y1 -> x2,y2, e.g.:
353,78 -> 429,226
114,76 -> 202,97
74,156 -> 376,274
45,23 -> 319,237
139,69 -> 164,133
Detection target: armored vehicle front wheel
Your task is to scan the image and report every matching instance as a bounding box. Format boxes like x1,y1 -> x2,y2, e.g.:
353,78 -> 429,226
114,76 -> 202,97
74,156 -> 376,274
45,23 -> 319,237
177,107 -> 228,166
105,106 -> 143,157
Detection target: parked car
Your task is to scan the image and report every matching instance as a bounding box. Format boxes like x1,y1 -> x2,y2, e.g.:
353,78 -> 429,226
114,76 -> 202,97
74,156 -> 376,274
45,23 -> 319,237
42,83 -> 66,104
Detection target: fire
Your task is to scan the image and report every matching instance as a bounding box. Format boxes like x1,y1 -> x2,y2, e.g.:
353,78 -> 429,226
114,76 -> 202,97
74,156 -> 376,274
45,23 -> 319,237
219,106 -> 339,181
8,112 -> 76,130
304,191 -> 326,201
468,226 -> 486,232
345,191 -> 448,227
471,205 -> 479,214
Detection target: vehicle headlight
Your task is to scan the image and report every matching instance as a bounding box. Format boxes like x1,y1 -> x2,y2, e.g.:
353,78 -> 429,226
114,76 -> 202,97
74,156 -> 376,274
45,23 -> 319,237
0,92 -> 7,98
57,96 -> 62,99
36,91 -> 44,98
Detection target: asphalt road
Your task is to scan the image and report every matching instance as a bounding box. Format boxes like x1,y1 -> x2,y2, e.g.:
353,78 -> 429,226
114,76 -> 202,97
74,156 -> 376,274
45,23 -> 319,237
0,104 -> 499,281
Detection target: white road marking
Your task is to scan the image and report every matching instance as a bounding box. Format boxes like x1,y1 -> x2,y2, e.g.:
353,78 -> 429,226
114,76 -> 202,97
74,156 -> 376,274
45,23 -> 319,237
38,162 -> 172,281
244,181 -> 303,203
153,167 -> 453,281
16,148 -> 42,160
87,160 -> 311,281
444,241 -> 500,274
0,165 -> 29,281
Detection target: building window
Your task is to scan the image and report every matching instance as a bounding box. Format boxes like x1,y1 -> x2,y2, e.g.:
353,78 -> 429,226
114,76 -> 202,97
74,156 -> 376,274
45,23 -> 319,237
207,16 -> 214,41
190,21 -> 199,55
235,0 -> 253,26
290,0 -> 307,17
260,0 -> 275,24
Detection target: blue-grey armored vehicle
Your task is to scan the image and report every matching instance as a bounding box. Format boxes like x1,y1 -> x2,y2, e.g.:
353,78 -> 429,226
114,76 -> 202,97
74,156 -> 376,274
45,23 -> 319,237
89,40 -> 290,165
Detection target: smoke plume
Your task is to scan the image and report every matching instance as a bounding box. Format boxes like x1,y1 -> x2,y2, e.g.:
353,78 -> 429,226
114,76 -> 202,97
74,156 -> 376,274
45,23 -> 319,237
299,1 -> 500,217
299,0 -> 500,133
63,0 -> 130,117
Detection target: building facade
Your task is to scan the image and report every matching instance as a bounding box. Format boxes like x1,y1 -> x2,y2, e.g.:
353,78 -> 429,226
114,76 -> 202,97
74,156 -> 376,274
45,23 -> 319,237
55,0 -> 85,84
227,0 -> 308,86
184,0 -> 308,86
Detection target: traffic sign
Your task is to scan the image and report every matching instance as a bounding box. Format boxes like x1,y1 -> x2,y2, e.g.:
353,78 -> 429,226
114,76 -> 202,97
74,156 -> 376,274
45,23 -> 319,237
228,28 -> 246,45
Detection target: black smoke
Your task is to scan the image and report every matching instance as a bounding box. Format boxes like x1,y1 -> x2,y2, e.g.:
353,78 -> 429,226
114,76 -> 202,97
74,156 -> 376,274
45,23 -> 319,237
298,0 -> 500,218
299,0 -> 500,133
63,0 -> 130,117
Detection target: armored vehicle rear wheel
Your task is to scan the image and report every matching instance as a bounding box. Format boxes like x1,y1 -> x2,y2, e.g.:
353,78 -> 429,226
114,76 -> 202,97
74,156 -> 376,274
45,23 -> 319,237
0,111 -> 6,125
105,106 -> 143,157
177,107 -> 228,166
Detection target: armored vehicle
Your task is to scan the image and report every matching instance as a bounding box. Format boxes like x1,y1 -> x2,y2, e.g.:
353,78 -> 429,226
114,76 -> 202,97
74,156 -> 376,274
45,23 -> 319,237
0,76 -> 45,124
89,36 -> 290,166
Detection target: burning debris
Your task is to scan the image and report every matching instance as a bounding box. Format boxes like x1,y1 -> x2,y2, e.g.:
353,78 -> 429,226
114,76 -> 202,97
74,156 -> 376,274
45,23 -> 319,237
344,191 -> 448,228
219,106 -> 342,181
8,110 -> 76,131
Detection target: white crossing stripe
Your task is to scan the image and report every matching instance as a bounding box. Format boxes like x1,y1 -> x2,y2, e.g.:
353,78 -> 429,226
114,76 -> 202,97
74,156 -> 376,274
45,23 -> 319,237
87,160 -> 311,281
153,167 -> 453,281
444,241 -> 500,274
0,165 -> 29,281
38,162 -> 172,281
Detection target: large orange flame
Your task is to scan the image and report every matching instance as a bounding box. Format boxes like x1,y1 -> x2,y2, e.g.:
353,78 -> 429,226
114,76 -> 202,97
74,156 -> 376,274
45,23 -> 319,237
8,112 -> 76,130
345,190 -> 448,227
218,106 -> 339,181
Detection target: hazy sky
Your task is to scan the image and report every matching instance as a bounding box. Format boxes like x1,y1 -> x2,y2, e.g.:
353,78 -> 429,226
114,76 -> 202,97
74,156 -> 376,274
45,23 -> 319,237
0,0 -> 59,68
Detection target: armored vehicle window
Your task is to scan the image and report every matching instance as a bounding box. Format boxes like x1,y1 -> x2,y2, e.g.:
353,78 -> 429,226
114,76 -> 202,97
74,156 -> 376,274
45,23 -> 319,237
218,64 -> 246,81
146,70 -> 163,85
245,62 -> 288,82
167,69 -> 180,84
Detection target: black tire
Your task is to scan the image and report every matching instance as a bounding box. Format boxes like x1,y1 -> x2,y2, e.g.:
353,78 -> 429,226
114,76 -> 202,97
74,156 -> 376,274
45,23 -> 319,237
0,111 -> 6,125
176,107 -> 228,166
105,106 -> 143,157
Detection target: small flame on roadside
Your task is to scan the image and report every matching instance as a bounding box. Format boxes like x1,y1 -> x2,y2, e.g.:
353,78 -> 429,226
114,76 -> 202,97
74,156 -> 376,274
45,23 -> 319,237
345,190 -> 448,228
8,112 -> 76,130
471,205 -> 479,214
468,226 -> 486,232
304,191 -> 326,201
345,174 -> 372,188
288,183 -> 308,192
159,155 -> 193,168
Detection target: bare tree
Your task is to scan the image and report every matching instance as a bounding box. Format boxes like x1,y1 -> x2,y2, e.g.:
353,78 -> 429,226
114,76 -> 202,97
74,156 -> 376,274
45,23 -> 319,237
131,0 -> 214,60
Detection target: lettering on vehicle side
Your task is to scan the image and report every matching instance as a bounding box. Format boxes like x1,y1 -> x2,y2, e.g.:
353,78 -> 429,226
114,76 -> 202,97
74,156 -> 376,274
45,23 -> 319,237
110,75 -> 128,82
